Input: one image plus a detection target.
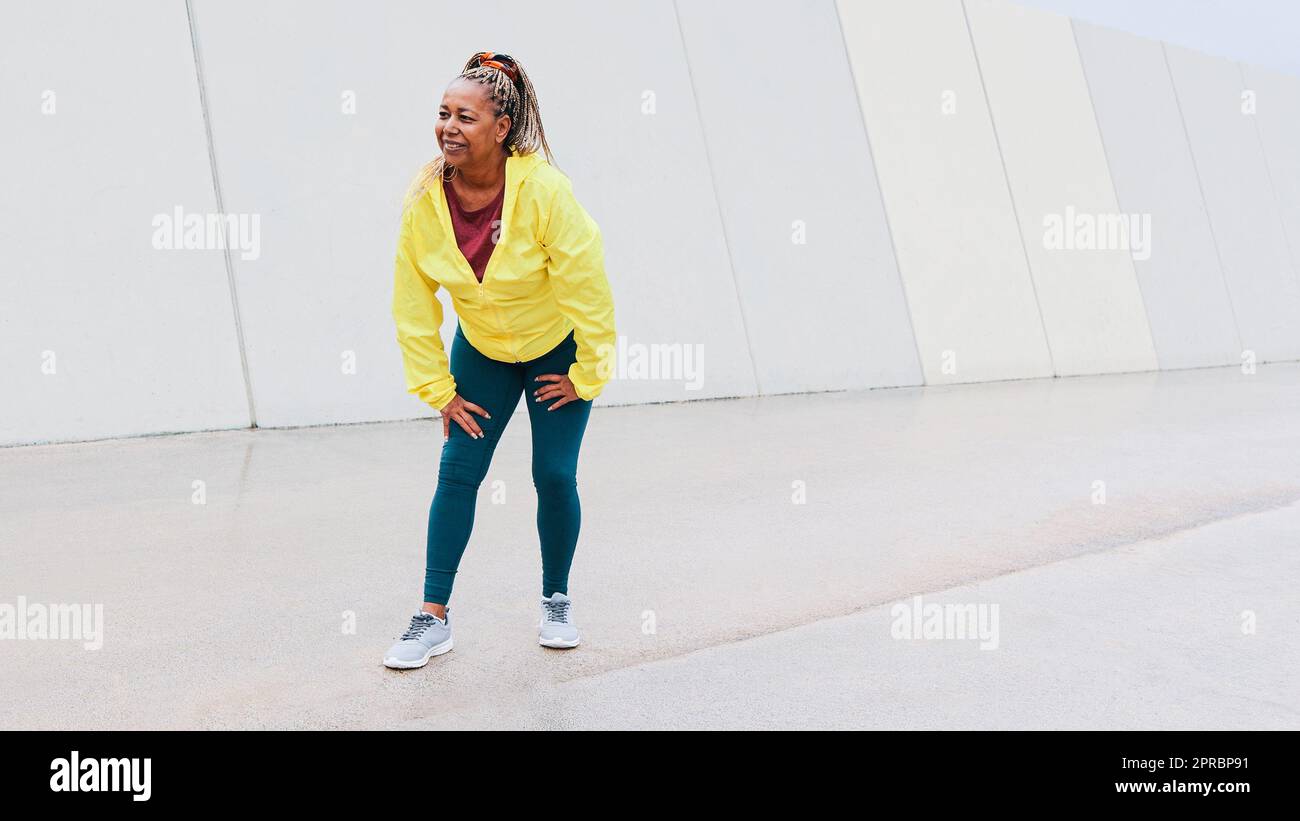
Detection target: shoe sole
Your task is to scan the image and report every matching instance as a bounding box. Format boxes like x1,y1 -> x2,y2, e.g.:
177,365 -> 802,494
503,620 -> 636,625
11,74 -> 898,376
539,635 -> 580,649
383,636 -> 454,669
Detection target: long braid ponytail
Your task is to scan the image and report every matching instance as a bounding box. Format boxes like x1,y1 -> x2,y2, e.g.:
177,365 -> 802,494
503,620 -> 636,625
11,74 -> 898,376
402,52 -> 555,213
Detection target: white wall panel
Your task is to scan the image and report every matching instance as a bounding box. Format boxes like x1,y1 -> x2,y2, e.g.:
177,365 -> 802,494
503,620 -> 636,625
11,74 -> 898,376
965,0 -> 1159,376
678,0 -> 921,393
840,0 -> 1052,384
1073,22 -> 1240,369
1242,63 -> 1300,315
1165,43 -> 1300,361
0,0 -> 249,446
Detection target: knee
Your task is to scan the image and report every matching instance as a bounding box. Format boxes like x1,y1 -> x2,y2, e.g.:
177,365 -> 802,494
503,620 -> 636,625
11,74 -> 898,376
437,465 -> 487,494
532,464 -> 576,497
436,440 -> 493,492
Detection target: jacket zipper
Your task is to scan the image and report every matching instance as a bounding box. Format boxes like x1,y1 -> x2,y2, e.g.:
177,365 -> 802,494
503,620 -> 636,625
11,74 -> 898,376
454,160 -> 530,365
479,278 -> 521,363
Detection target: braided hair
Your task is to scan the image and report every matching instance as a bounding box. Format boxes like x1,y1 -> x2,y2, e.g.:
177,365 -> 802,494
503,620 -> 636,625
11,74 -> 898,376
402,51 -> 555,212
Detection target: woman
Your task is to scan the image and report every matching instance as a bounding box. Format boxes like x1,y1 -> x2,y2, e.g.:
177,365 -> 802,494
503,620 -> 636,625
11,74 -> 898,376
385,52 -> 616,669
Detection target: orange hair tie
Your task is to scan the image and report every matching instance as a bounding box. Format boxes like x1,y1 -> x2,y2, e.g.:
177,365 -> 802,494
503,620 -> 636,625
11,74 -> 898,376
473,51 -> 519,83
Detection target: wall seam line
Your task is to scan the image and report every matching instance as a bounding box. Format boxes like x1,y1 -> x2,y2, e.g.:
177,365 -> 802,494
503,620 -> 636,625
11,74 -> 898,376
833,0 -> 926,387
670,0 -> 763,396
1162,42 -> 1246,357
961,0 -> 1059,377
185,0 -> 258,427
1070,18 -> 1162,371
1239,62 -> 1300,299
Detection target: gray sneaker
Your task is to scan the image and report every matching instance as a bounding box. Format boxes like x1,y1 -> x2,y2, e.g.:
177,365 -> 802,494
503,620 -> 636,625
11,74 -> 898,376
383,610 -> 454,669
538,592 -> 580,648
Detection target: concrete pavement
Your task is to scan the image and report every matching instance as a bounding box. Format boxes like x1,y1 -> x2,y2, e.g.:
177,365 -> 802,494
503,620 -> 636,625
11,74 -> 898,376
1,363 -> 1297,729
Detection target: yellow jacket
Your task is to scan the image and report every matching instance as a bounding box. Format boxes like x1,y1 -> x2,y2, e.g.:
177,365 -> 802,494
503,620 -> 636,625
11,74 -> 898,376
393,148 -> 616,410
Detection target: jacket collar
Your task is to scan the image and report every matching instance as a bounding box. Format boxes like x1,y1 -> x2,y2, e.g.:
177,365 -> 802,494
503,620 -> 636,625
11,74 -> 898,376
436,147 -> 546,210
505,146 -> 547,188
434,147 -> 547,282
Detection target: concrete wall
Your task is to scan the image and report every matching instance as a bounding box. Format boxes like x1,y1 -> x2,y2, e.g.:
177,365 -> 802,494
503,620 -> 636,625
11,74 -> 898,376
840,0 -> 1052,384
678,0 -> 921,393
1165,43 -> 1300,362
1073,21 -> 1242,369
3,0 -> 1297,446
965,0 -> 1158,376
1243,64 -> 1300,310
0,0 -> 249,446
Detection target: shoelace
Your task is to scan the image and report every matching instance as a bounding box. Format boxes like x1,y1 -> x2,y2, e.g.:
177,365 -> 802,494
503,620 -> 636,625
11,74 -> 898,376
542,599 -> 571,624
399,614 -> 436,641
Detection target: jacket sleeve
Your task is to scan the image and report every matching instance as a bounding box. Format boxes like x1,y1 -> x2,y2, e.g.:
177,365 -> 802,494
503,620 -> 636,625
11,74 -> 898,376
392,207 -> 458,411
542,175 -> 617,401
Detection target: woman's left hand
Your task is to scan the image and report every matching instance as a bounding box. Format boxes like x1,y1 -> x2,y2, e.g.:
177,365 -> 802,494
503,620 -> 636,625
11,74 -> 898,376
533,374 -> 580,411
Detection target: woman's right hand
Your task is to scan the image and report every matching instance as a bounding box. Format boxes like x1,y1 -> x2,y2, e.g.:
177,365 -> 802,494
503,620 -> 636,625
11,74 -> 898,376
439,393 -> 491,441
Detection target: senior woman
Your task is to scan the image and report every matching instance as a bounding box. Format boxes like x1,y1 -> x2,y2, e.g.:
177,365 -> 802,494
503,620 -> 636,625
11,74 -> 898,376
385,52 -> 616,669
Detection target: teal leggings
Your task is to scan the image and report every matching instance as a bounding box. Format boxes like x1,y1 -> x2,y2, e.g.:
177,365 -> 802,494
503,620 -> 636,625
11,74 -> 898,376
424,320 -> 592,605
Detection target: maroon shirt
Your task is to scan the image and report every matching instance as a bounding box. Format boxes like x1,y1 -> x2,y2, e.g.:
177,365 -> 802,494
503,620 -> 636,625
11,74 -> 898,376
443,177 -> 505,283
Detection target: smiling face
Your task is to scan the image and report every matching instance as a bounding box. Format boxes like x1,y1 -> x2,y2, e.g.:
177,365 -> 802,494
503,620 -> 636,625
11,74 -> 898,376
436,77 -> 512,169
